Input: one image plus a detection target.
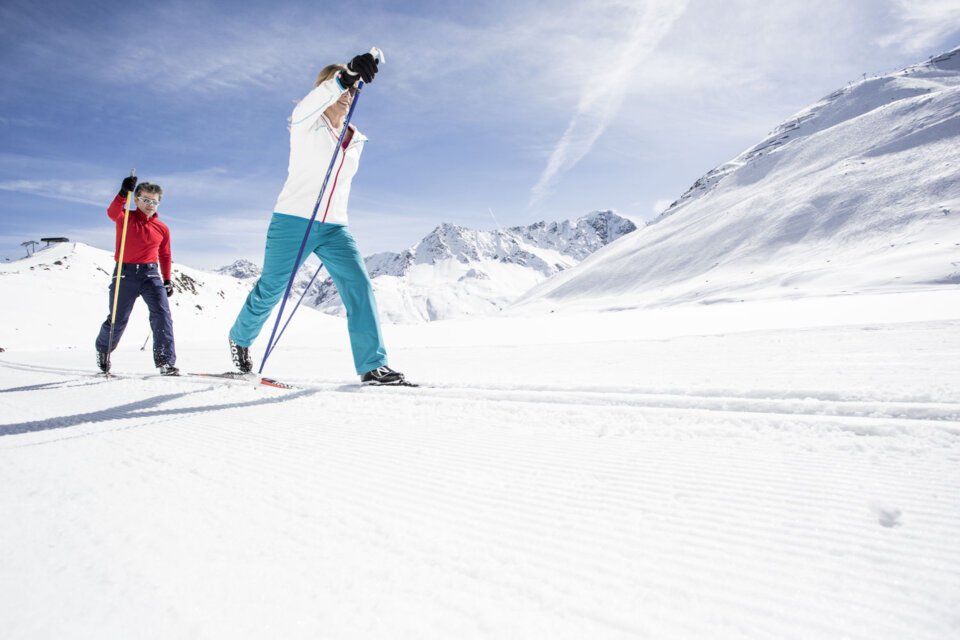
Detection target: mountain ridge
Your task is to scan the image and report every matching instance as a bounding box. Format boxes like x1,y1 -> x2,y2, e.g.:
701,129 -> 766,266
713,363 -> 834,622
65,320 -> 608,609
215,210 -> 636,323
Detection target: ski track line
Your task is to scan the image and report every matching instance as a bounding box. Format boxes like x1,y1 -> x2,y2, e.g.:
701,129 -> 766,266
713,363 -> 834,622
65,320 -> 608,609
6,372 -> 960,440
325,377 -> 960,425
3,358 -> 960,428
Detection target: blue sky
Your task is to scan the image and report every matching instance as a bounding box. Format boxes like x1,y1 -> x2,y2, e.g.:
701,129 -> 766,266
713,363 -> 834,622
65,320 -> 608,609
2,0 -> 959,268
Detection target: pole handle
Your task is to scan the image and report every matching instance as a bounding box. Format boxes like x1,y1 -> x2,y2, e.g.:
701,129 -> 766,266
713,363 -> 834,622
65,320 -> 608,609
343,47 -> 385,79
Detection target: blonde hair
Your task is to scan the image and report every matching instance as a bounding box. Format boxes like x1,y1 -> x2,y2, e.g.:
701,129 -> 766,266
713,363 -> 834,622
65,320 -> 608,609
315,63 -> 348,88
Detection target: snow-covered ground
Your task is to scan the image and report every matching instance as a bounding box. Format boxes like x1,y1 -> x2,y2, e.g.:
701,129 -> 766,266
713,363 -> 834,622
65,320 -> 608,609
1,284 -> 959,639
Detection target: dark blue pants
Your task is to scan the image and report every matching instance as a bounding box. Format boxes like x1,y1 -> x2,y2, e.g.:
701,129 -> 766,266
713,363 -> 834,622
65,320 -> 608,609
95,263 -> 176,366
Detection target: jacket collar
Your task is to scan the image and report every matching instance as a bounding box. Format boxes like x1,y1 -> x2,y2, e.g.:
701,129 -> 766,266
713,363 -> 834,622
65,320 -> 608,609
320,115 -> 368,145
132,208 -> 160,221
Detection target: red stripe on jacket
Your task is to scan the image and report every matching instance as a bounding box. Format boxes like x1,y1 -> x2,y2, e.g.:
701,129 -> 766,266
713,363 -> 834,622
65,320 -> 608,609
321,127 -> 356,224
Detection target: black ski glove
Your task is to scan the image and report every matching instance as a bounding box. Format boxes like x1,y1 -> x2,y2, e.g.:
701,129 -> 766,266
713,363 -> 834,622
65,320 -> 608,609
164,280 -> 174,298
118,175 -> 138,198
340,52 -> 378,88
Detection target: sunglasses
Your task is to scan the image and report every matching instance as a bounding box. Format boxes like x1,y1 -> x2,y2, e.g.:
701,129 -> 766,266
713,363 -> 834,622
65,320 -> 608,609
137,195 -> 161,206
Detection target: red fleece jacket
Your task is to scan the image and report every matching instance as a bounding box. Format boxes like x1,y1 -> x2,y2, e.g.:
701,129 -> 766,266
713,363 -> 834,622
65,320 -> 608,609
108,194 -> 172,280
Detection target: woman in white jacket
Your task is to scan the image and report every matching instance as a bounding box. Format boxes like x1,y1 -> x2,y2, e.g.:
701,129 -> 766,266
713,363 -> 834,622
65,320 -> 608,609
229,52 -> 405,385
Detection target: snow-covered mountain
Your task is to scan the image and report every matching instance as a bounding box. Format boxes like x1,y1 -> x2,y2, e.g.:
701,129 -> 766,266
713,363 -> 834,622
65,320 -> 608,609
300,211 -> 636,323
512,47 -> 960,314
215,259 -> 261,281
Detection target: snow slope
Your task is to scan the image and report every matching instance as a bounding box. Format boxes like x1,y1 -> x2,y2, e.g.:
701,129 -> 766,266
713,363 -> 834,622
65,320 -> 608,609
513,47 -> 960,314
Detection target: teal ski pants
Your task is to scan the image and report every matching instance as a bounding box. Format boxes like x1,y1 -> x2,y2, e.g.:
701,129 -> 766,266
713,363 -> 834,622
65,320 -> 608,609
229,213 -> 387,374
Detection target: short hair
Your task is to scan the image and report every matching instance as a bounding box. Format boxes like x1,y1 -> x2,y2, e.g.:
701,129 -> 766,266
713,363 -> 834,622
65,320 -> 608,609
315,63 -> 348,88
135,182 -> 163,198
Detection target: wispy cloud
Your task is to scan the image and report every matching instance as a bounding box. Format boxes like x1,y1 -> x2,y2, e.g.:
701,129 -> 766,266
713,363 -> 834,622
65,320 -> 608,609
0,153 -> 117,205
148,167 -> 277,203
528,0 -> 688,209
878,0 -> 960,55
0,156 -> 276,211
0,179 -> 108,207
0,1 -> 348,98
99,16 -> 348,95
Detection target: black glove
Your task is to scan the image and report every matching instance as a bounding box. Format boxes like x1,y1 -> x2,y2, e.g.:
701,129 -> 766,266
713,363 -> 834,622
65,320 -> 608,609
340,52 -> 378,87
118,175 -> 138,198
164,280 -> 174,298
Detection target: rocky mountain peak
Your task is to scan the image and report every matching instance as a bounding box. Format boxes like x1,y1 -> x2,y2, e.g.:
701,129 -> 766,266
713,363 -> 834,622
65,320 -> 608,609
216,259 -> 261,280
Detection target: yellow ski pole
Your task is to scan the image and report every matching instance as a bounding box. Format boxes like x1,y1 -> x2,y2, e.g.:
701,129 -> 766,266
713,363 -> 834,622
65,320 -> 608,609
105,168 -> 136,373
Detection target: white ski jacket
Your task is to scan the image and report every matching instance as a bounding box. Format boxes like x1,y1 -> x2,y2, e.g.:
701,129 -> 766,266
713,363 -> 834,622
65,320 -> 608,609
273,77 -> 368,226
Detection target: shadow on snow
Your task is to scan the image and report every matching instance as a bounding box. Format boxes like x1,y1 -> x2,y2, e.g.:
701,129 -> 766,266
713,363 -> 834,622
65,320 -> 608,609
0,379 -> 113,394
0,387 -> 317,437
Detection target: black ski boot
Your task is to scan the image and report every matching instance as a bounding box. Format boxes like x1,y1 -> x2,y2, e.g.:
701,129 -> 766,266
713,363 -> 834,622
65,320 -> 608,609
360,366 -> 407,385
154,349 -> 179,376
97,351 -> 110,374
230,339 -> 252,374
158,363 -> 180,376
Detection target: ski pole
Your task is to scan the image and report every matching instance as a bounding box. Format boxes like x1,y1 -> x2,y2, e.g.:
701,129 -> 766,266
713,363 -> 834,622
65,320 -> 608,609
259,47 -> 384,374
106,168 -> 136,371
140,333 -> 151,351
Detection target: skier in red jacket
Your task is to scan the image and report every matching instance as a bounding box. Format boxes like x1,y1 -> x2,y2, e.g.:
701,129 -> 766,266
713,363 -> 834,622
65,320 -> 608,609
94,175 -> 178,375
